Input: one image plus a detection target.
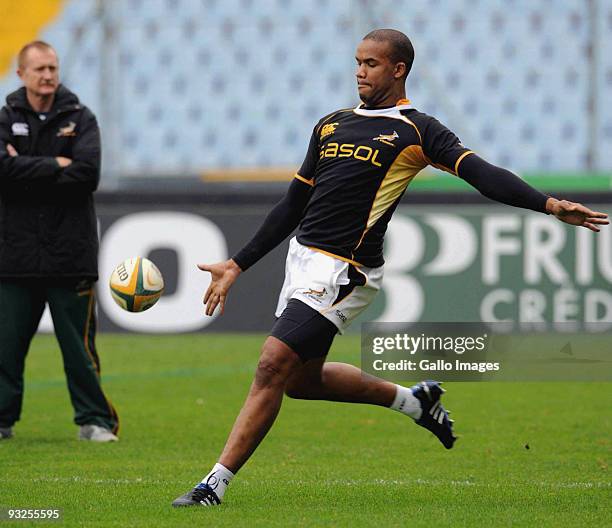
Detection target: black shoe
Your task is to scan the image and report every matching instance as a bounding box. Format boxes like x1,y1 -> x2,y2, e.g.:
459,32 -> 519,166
0,427 -> 12,440
172,483 -> 221,507
411,380 -> 457,449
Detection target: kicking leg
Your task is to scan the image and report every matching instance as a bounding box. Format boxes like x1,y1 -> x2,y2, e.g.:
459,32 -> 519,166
285,358 -> 396,406
277,299 -> 456,449
286,360 -> 456,450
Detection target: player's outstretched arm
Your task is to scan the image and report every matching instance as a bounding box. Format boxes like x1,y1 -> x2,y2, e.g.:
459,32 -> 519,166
197,259 -> 242,316
545,198 -> 609,232
458,154 -> 609,230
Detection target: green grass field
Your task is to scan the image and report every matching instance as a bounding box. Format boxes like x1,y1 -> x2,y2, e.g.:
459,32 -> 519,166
0,334 -> 609,527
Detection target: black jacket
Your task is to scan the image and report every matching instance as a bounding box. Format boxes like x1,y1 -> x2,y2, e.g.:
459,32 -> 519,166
0,85 -> 101,280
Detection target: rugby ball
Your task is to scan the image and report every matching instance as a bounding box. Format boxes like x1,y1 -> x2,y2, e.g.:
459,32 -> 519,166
109,257 -> 164,312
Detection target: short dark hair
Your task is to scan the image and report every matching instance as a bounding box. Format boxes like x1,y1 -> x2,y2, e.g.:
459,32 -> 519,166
18,41 -> 56,69
362,29 -> 415,79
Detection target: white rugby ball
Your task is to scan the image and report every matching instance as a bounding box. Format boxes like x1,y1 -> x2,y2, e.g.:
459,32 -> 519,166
109,257 -> 164,312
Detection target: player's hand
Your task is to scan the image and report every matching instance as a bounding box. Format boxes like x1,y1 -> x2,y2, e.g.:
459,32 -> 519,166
546,198 -> 609,232
197,259 -> 242,316
6,144 -> 18,157
55,156 -> 72,167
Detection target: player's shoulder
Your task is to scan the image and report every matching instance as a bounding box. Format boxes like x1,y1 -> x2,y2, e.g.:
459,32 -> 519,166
313,107 -> 354,134
317,106 -> 354,124
400,108 -> 456,142
400,108 -> 443,130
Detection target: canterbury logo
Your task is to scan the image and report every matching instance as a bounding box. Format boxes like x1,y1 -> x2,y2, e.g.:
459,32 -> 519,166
373,130 -> 399,146
11,122 -> 29,136
304,287 -> 327,297
57,121 -> 77,137
320,122 -> 339,139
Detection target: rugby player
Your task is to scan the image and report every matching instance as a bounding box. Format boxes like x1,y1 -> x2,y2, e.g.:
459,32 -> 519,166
173,29 -> 608,507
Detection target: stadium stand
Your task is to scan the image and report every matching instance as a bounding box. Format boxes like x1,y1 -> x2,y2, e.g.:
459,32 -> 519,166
0,0 -> 609,185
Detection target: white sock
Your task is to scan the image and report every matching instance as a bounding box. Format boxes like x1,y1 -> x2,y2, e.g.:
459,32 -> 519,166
390,384 -> 422,419
200,463 -> 234,500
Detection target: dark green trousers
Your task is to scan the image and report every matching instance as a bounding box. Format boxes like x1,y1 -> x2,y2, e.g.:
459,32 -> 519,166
0,279 -> 118,433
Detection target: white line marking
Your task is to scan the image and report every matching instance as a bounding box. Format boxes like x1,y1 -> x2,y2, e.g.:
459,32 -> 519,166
1,476 -> 609,490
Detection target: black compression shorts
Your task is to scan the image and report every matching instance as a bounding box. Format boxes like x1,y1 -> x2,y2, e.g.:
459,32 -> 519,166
269,298 -> 338,361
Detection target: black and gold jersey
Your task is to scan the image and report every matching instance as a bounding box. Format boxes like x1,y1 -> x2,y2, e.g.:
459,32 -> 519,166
295,99 -> 474,268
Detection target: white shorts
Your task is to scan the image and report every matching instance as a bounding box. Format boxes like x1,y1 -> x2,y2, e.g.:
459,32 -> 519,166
275,237 -> 384,333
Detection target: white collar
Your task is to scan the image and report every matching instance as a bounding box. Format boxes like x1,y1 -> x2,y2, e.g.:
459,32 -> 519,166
353,102 -> 413,121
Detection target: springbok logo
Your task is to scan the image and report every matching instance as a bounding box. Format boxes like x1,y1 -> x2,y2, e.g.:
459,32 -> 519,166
303,287 -> 327,298
373,130 -> 399,147
57,121 -> 77,137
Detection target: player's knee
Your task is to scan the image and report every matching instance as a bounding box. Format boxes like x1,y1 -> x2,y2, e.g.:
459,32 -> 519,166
253,340 -> 298,389
254,358 -> 284,389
